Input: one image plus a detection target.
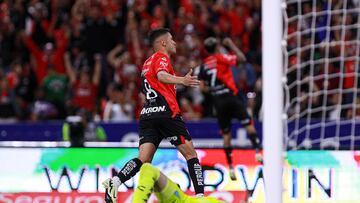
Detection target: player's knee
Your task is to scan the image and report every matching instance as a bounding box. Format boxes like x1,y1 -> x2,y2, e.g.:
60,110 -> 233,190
183,150 -> 198,160
138,154 -> 153,163
246,126 -> 256,135
221,131 -> 231,138
220,128 -> 231,135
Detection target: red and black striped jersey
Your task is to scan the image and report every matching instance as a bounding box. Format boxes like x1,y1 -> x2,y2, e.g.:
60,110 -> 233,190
198,54 -> 238,96
140,52 -> 180,120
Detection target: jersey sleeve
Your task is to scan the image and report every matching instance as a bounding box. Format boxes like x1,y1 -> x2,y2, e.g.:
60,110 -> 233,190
221,54 -> 237,65
154,56 -> 170,74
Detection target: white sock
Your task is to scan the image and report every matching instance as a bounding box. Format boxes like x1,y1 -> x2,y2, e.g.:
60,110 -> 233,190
195,193 -> 204,198
112,176 -> 121,187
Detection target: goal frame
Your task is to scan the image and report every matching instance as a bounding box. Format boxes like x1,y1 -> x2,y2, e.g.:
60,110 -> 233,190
262,0 -> 284,202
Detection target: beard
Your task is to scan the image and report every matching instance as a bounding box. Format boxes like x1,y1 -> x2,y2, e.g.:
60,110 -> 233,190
168,46 -> 176,54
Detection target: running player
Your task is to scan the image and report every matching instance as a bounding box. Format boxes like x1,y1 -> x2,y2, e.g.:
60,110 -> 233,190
103,28 -> 204,203
132,163 -> 226,203
198,37 -> 262,181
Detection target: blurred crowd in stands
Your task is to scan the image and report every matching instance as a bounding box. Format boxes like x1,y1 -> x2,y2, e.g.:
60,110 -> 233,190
286,0 -> 360,120
0,0 -> 262,122
0,0 -> 358,123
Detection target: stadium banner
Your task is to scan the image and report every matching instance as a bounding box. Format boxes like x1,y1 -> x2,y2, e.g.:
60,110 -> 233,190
0,148 -> 359,203
0,191 -> 248,203
0,120 -> 247,142
1,120 -> 360,149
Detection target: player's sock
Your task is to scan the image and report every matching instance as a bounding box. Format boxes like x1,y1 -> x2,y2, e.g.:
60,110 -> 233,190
117,158 -> 143,183
112,176 -> 121,187
132,163 -> 160,203
224,147 -> 233,166
225,147 -> 237,180
187,158 -> 204,196
248,133 -> 261,150
248,133 -> 263,162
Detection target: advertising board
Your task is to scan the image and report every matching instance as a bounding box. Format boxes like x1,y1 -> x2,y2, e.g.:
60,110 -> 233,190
0,148 -> 359,202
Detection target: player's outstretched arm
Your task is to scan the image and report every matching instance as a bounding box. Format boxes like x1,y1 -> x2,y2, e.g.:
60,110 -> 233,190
157,69 -> 200,87
222,37 -> 247,64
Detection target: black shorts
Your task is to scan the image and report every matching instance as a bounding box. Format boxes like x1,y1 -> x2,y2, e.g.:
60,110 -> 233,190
214,95 -> 252,134
138,115 -> 191,147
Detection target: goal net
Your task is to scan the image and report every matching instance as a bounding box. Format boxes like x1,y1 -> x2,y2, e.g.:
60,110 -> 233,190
283,0 -> 360,150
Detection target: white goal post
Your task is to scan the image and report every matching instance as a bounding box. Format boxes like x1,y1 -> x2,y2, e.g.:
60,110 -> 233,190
262,0 -> 284,202
262,0 -> 360,202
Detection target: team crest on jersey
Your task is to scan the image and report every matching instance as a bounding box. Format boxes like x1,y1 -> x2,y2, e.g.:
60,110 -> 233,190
160,61 -> 168,68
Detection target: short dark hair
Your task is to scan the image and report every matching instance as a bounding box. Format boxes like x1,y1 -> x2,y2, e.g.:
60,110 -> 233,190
204,37 -> 218,54
148,28 -> 170,46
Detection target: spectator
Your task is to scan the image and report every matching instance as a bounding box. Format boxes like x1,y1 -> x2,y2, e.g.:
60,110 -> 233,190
1,0 -> 268,121
107,43 -> 140,113
0,71 -> 18,122
10,61 -> 37,120
65,52 -> 101,117
41,64 -> 68,119
21,33 -> 68,84
103,83 -> 134,122
107,44 -> 136,84
66,41 -> 88,74
179,97 -> 202,120
30,88 -> 58,121
328,93 -> 342,120
346,95 -> 360,119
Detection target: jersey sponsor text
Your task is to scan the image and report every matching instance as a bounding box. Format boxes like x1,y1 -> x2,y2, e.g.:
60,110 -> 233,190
140,106 -> 166,115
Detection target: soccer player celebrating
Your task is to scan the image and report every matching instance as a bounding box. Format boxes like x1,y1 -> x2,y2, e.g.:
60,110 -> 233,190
132,163 -> 226,203
198,37 -> 262,181
103,28 -> 204,202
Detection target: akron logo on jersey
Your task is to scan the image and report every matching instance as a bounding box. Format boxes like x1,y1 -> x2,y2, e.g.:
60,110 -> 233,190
140,106 -> 166,114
